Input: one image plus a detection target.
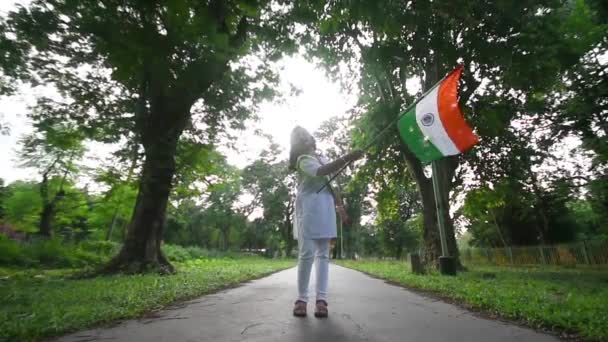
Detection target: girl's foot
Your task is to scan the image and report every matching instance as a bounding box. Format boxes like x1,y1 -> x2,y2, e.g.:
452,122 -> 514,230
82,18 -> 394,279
293,300 -> 307,317
314,300 -> 328,318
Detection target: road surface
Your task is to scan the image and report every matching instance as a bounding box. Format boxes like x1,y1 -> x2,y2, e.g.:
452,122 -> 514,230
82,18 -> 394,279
58,264 -> 558,342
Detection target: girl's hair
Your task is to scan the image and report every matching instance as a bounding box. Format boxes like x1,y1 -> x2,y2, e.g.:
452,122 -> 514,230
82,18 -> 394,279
289,126 -> 314,171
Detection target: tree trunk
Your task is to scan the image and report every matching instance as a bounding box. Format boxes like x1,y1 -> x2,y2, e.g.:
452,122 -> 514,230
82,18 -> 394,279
436,158 -> 460,263
490,210 -> 509,249
39,204 -> 54,237
221,226 -> 230,251
106,209 -> 119,241
282,222 -> 294,257
531,180 -> 549,244
102,104 -> 187,274
38,171 -> 66,238
102,147 -> 177,273
107,144 -> 139,241
419,178 -> 442,265
38,173 -> 53,237
398,142 -> 460,268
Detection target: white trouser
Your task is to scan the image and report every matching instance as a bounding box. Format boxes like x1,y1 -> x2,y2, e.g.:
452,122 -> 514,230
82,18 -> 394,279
297,238 -> 330,303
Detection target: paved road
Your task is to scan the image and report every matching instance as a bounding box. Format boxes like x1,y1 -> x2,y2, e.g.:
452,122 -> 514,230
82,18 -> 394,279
58,264 -> 558,342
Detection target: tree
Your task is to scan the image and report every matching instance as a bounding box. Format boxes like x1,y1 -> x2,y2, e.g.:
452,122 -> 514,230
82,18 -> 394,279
463,177 -> 586,248
164,199 -> 213,248
199,163 -> 248,251
0,179 -> 7,220
548,29 -> 608,230
567,197 -> 605,240
19,121 -> 85,237
373,169 -> 422,258
462,185 -> 511,248
1,179 -> 90,240
2,181 -> 42,233
294,0 -> 604,265
3,0 -> 296,273
242,143 -> 296,256
89,179 -> 138,242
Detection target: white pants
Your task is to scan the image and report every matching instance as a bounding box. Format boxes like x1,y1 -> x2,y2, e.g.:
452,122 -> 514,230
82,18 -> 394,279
297,238 -> 330,303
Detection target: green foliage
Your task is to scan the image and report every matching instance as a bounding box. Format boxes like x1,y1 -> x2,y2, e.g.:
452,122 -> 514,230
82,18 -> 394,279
18,122 -> 86,226
87,183 -> 138,241
0,258 -> 295,341
164,157 -> 250,251
2,178 -> 97,239
293,0 -> 607,262
0,235 -> 26,265
241,142 -> 295,255
0,235 -> 246,268
173,142 -> 226,200
184,246 -> 217,259
587,175 -> 608,237
374,178 -> 422,257
0,237 -> 118,268
25,238 -> 78,267
161,244 -> 192,263
463,179 -> 604,247
78,240 -> 121,256
1,0 -> 300,270
19,122 -> 85,172
357,226 -> 383,258
0,179 -> 7,219
2,181 -> 41,232
339,260 -> 608,340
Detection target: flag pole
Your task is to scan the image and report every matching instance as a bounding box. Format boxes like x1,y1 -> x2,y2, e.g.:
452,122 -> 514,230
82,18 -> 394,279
316,68 -> 455,194
431,160 -> 457,275
431,161 -> 449,256
339,216 -> 344,259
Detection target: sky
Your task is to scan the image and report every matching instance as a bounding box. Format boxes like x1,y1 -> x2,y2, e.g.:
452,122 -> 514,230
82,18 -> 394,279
219,55 -> 357,167
0,0 -> 357,184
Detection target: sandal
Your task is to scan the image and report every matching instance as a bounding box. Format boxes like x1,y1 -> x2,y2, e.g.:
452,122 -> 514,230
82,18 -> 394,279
293,300 -> 307,317
314,300 -> 328,318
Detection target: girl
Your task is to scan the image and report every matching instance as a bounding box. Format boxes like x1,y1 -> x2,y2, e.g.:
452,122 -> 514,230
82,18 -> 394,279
289,126 -> 363,318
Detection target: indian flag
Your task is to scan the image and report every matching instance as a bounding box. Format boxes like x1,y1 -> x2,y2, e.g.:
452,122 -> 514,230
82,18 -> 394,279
397,65 -> 479,163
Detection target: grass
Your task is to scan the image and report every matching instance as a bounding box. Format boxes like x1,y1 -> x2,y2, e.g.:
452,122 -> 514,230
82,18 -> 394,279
337,260 -> 608,341
0,257 -> 295,342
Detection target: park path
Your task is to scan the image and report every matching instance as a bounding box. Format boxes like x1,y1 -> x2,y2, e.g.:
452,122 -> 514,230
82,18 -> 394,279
58,264 -> 558,342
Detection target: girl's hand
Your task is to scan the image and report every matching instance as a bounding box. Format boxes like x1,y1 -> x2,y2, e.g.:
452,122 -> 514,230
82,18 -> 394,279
336,206 -> 351,225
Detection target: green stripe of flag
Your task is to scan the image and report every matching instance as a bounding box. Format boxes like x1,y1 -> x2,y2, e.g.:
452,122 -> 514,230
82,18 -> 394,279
397,108 -> 443,163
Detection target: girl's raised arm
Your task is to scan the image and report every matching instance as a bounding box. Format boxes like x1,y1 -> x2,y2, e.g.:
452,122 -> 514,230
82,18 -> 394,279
315,150 -> 364,177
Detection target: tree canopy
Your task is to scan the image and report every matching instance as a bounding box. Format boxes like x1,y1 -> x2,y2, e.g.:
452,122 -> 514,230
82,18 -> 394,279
0,0 -> 606,273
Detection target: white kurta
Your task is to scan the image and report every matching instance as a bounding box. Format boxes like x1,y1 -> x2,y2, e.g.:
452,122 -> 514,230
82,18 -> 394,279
293,154 -> 337,240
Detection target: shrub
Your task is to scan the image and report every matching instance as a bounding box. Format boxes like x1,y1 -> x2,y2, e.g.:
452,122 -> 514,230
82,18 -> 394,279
1,237 -> 242,268
162,244 -> 191,262
0,236 -> 116,268
24,238 -> 75,268
184,246 -> 209,259
79,240 -> 120,256
0,234 -> 25,265
71,248 -> 106,267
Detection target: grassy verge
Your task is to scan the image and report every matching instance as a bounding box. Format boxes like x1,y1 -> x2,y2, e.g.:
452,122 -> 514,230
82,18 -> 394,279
0,257 -> 295,342
337,260 -> 608,341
